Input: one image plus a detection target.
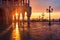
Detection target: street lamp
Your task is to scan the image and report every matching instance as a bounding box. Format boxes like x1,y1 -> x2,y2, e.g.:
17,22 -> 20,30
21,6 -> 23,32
46,6 -> 53,30
46,6 -> 53,26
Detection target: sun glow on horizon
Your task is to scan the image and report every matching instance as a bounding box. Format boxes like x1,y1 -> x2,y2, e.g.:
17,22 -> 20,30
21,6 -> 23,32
30,12 -> 60,19
12,11 -> 60,20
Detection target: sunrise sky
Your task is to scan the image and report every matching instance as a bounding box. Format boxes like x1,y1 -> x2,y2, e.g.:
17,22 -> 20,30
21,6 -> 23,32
28,0 -> 60,19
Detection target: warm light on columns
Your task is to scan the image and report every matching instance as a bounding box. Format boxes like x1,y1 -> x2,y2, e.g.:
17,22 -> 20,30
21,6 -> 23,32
20,13 -> 22,20
16,12 -> 18,20
12,15 -> 14,21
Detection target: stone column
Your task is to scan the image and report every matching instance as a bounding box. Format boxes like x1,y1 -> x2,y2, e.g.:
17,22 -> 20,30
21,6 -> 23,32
5,8 -> 9,26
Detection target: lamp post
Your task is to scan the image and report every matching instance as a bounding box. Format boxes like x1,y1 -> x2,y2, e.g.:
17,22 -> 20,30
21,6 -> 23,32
46,6 -> 53,30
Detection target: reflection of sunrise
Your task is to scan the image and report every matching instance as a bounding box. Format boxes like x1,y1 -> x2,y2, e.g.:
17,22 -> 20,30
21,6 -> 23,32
11,22 -> 21,40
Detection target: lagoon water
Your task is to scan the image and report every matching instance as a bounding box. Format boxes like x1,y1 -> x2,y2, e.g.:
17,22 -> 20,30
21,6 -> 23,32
0,22 -> 60,40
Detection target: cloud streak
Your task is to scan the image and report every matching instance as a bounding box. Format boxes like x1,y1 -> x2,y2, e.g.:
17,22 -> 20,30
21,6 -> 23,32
30,0 -> 60,12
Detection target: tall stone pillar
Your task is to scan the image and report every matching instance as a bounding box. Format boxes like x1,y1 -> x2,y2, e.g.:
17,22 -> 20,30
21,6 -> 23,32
6,8 -> 9,26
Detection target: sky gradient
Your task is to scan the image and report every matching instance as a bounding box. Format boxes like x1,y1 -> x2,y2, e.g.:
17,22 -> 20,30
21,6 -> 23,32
30,0 -> 60,19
